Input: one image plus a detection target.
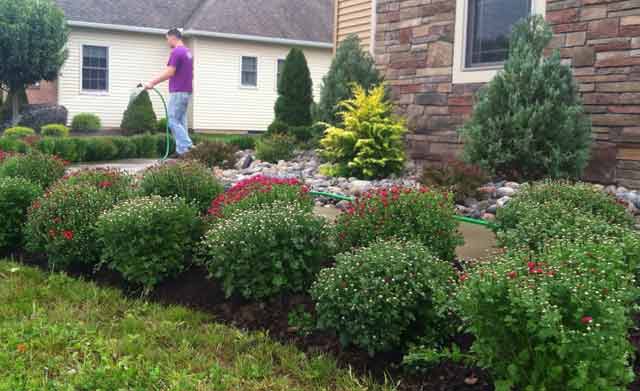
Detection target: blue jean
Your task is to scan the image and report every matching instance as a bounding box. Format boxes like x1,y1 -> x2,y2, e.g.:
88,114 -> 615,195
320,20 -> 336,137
168,92 -> 193,155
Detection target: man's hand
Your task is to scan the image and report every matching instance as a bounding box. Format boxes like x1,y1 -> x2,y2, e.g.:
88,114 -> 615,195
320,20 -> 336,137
144,82 -> 154,90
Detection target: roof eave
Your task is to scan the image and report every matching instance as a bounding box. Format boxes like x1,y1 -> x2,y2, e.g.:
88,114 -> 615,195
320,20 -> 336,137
184,29 -> 333,49
67,21 -> 333,49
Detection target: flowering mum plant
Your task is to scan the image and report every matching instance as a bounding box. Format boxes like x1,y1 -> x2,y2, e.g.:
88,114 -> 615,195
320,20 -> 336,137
199,202 -> 331,300
497,181 -> 633,233
62,168 -> 134,201
208,175 -> 312,218
0,151 -> 66,188
97,196 -> 201,290
311,239 -> 456,355
456,239 -> 638,391
0,177 -> 42,250
24,184 -> 116,269
139,160 -> 224,213
334,187 -> 462,261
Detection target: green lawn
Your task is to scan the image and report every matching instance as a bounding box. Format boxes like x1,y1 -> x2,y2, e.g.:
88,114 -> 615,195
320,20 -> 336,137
0,261 -> 391,391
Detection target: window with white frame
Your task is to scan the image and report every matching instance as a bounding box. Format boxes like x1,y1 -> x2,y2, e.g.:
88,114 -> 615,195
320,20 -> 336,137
453,0 -> 544,83
82,45 -> 108,91
241,56 -> 258,87
465,0 -> 532,68
276,59 -> 285,88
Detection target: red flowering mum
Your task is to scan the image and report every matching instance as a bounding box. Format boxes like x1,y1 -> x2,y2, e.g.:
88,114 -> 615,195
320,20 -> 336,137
581,316 -> 593,325
63,230 -> 74,241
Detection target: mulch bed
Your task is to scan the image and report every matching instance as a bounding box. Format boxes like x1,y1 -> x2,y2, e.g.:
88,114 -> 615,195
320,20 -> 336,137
11,251 -> 640,391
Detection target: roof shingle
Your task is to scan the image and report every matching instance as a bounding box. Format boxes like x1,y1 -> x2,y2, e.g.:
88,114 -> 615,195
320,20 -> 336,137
55,0 -> 334,43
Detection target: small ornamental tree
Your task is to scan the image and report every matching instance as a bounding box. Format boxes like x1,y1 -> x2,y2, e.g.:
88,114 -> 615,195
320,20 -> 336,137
318,35 -> 383,125
461,16 -> 591,180
0,0 -> 68,122
274,48 -> 313,126
121,90 -> 157,135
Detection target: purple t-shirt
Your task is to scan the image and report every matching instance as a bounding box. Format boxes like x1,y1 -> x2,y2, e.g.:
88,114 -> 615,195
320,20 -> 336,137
167,46 -> 193,93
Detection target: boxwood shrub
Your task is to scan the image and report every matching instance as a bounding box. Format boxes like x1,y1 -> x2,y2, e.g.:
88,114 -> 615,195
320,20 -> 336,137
71,113 -> 101,133
0,177 -> 42,250
97,196 -> 201,289
335,187 -> 462,261
311,239 -> 456,355
0,152 -> 66,188
183,140 -> 238,169
24,184 -> 117,269
41,124 -> 70,138
456,240 -> 638,391
139,161 -> 223,213
4,126 -> 35,139
199,202 -> 331,300
255,133 -> 296,163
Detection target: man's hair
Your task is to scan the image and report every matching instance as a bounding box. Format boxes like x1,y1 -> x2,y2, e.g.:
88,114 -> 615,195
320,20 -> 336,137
167,28 -> 182,39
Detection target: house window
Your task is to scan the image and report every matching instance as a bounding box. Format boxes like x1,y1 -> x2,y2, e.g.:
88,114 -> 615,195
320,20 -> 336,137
276,59 -> 285,88
241,56 -> 258,87
82,45 -> 108,91
465,0 -> 532,68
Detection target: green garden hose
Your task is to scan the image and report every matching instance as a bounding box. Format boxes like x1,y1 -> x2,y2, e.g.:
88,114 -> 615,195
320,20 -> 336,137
133,84 -> 171,161
309,190 -> 496,228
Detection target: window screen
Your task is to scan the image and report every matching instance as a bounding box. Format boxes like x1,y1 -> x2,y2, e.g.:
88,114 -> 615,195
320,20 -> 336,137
82,46 -> 108,91
241,56 -> 258,87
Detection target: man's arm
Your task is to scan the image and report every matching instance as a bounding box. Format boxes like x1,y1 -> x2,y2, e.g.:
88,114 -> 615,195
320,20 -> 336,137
145,66 -> 176,89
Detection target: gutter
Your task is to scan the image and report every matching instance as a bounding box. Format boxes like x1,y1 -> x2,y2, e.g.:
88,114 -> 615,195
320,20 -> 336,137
67,21 -> 333,49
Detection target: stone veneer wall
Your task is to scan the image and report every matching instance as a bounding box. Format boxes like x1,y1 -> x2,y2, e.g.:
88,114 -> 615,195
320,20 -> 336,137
375,0 -> 640,187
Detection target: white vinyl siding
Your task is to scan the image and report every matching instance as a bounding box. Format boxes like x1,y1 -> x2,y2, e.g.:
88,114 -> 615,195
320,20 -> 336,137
58,28 -> 172,128
192,37 -> 331,132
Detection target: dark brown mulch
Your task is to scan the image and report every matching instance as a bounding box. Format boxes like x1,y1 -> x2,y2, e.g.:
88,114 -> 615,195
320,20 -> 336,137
12,251 -> 640,390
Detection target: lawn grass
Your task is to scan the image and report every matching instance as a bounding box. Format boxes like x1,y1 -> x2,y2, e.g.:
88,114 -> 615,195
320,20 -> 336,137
0,260 -> 392,391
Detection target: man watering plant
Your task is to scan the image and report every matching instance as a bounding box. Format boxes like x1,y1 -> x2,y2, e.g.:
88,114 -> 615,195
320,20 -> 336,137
145,28 -> 193,157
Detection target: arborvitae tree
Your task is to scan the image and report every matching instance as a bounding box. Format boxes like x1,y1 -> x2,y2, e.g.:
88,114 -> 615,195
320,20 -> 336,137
462,15 -> 592,180
0,0 -> 68,123
121,91 -> 157,135
318,35 -> 383,125
274,48 -> 313,126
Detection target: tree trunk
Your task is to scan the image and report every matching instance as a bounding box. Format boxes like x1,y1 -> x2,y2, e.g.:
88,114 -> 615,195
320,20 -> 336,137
11,92 -> 19,125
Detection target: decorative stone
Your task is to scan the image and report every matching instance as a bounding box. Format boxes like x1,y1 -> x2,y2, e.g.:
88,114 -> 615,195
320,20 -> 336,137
497,196 -> 511,208
497,187 -> 516,197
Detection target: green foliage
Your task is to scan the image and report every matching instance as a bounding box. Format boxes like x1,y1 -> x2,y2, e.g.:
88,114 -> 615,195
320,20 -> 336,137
267,119 -> 288,135
456,241 -> 638,391
84,137 -> 118,161
41,123 -> 70,137
461,16 -> 591,180
156,117 -> 168,133
0,177 -> 42,250
71,113 -> 101,133
4,126 -> 35,139
274,48 -> 313,126
312,239 -> 455,355
184,140 -> 238,168
318,35 -> 383,125
0,151 -> 65,188
255,133 -> 296,163
0,136 -> 29,153
199,202 -> 331,300
336,187 -> 462,262
318,84 -> 407,179
121,90 -> 158,135
139,161 -> 224,213
63,168 -> 133,202
0,0 -> 68,122
226,135 -> 256,150
24,184 -> 116,269
97,196 -> 201,290
420,160 -> 490,203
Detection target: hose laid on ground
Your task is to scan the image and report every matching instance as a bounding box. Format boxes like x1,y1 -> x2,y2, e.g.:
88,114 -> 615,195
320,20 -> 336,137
309,190 -> 496,228
132,84 -> 171,161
